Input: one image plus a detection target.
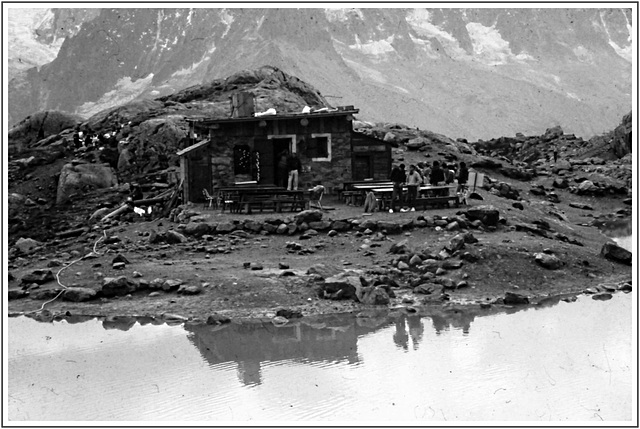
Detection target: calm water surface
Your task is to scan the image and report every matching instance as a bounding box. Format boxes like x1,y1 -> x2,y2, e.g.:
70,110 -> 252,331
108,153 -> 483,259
7,292 -> 633,423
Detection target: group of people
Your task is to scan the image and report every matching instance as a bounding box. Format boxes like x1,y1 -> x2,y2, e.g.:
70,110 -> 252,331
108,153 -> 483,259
388,160 -> 469,213
277,151 -> 302,191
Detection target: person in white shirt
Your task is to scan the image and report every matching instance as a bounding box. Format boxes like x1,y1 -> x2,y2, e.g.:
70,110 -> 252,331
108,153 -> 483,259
405,164 -> 422,212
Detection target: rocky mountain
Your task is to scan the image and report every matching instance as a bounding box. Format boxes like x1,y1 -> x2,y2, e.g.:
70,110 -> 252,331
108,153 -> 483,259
8,7 -> 633,140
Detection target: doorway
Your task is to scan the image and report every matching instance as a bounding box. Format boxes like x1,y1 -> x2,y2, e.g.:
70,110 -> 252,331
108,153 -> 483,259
272,138 -> 291,188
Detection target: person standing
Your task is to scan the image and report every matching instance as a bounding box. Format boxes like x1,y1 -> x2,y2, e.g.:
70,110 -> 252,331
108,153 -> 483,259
406,164 -> 422,212
429,161 -> 445,185
456,161 -> 469,194
286,151 -> 302,191
429,161 -> 446,197
277,150 -> 289,188
389,163 -> 406,213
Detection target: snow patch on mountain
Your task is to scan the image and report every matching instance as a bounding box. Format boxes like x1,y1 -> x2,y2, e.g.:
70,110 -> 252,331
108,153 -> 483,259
600,12 -> 633,62
466,22 -> 526,65
406,9 -> 468,59
76,74 -> 155,118
349,35 -> 396,56
325,8 -> 364,22
220,9 -> 234,38
7,8 -> 64,75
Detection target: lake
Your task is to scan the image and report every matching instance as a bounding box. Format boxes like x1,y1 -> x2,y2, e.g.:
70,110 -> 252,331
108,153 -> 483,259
7,291 -> 633,423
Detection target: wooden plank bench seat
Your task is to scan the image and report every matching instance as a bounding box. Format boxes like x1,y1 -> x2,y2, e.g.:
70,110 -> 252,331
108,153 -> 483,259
241,194 -> 309,214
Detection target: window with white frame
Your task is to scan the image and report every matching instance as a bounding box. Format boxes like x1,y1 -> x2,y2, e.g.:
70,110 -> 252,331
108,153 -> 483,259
308,133 -> 331,161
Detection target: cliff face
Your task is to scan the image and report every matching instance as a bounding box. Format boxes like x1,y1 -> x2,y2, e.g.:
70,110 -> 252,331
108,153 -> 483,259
8,8 -> 633,140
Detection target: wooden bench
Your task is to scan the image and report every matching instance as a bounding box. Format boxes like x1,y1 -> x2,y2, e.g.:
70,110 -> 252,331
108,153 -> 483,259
239,191 -> 308,214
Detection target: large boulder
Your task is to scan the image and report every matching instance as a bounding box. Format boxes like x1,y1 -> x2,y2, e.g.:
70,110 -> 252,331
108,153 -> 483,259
463,205 -> 500,227
601,242 -> 632,265
56,161 -> 117,205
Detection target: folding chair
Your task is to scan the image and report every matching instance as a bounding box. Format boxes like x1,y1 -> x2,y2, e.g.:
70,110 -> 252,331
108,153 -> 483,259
202,189 -> 216,209
309,185 -> 325,210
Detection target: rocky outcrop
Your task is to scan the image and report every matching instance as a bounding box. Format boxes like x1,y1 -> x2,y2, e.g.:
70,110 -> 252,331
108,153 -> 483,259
56,161 -> 117,205
8,110 -> 81,154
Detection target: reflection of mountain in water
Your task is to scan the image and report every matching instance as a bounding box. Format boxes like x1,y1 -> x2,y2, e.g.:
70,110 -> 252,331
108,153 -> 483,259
184,314 -> 392,386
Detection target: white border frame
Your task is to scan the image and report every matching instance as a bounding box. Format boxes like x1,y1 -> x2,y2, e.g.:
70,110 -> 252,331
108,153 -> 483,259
310,133 -> 331,162
267,134 -> 297,153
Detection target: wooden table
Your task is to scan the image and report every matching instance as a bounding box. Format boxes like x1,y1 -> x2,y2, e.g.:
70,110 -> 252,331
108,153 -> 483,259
368,185 -> 458,210
215,186 -> 307,214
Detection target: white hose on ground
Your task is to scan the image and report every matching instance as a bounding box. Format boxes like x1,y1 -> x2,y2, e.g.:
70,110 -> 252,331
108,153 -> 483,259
28,230 -> 108,314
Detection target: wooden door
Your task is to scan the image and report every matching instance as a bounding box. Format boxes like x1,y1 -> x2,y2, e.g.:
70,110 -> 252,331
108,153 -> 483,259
353,155 -> 373,180
254,138 -> 275,184
188,156 -> 212,202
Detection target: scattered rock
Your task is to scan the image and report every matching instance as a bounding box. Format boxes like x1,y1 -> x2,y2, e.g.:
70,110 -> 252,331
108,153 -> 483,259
389,239 -> 410,254
177,285 -> 203,295
8,289 -> 29,300
569,202 -> 593,210
206,314 -> 231,325
413,284 -> 436,294
319,275 -> 361,300
165,230 -> 188,244
101,276 -> 136,297
295,210 -> 323,224
358,286 -> 390,305
600,242 -> 631,265
463,205 -> 499,227
592,292 -> 613,301
504,292 -> 530,305
20,269 -> 55,285
276,309 -> 303,319
15,237 -> 41,255
62,287 -> 97,302
534,253 -> 563,270
112,254 -> 130,264
162,279 -> 183,291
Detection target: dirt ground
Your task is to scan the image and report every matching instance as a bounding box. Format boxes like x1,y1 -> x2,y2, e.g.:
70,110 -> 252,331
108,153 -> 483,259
7,170 -> 632,323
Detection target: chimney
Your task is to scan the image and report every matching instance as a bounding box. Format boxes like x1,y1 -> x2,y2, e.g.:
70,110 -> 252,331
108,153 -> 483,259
231,92 -> 256,118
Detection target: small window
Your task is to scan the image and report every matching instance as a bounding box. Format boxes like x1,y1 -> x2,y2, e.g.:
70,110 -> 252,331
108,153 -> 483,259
309,133 -> 331,161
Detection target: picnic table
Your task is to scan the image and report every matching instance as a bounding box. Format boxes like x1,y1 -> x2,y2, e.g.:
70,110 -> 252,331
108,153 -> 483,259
358,184 -> 460,210
214,185 -> 308,214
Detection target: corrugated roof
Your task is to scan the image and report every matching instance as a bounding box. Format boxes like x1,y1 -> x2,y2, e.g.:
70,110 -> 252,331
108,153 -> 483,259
176,139 -> 210,156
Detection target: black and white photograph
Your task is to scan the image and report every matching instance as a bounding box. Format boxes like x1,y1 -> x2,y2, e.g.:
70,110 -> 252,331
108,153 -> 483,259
4,2 -> 636,424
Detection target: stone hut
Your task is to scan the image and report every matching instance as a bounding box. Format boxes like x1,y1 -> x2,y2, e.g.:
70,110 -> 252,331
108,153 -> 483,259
178,103 -> 392,203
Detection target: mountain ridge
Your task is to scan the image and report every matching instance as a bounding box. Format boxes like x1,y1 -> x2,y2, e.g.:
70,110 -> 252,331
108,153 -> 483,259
7,7 -> 633,140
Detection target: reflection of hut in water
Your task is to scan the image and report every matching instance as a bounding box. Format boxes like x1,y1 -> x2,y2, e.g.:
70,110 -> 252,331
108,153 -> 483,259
184,314 -> 392,386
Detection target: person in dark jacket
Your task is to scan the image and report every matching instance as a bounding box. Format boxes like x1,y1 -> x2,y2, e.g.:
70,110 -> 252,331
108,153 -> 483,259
456,162 -> 469,194
286,152 -> 302,190
429,161 -> 445,185
389,163 -> 406,213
